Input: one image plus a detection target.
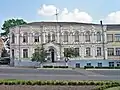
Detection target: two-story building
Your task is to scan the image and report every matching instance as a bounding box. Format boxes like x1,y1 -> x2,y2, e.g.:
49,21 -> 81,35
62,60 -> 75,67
9,22 -> 120,67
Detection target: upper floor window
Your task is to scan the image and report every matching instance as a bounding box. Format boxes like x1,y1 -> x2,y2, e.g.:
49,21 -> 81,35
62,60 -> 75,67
115,34 -> 120,42
97,32 -> 101,42
75,31 -> 79,42
107,34 -> 113,42
85,31 -> 90,42
48,33 -> 51,42
12,49 -> 14,59
107,48 -> 114,56
11,33 -> 15,43
64,31 -> 68,42
23,49 -> 28,58
23,32 -> 28,43
86,47 -> 91,56
34,33 -> 39,42
52,33 -> 55,41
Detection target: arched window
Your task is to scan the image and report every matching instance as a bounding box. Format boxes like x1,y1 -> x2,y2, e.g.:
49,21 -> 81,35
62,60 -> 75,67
23,32 -> 28,43
97,32 -> 101,42
48,33 -> 51,42
75,31 -> 79,42
86,47 -> 91,56
11,33 -> 15,43
64,31 -> 68,42
34,33 -> 39,42
52,33 -> 55,41
85,31 -> 90,42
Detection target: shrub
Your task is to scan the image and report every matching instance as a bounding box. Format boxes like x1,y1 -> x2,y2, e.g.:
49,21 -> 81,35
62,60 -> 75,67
84,66 -> 94,69
54,66 -> 68,68
43,66 -> 53,68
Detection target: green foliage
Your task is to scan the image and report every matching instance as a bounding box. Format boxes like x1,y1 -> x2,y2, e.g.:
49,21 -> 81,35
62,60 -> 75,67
31,46 -> 47,64
42,66 -> 68,68
1,48 -> 9,57
1,19 -> 27,36
64,48 -> 79,58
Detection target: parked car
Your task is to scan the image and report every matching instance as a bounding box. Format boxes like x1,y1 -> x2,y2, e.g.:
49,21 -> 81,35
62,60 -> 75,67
0,57 -> 10,65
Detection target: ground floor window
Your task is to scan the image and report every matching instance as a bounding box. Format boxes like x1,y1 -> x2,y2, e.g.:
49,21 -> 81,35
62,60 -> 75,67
116,48 -> 120,56
117,62 -> 120,67
98,63 -> 102,67
87,63 -> 91,66
109,62 -> 114,67
23,49 -> 28,58
107,48 -> 114,56
76,63 -> 80,68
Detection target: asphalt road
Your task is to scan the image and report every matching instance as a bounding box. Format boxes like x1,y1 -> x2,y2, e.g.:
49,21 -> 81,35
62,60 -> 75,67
0,67 -> 119,80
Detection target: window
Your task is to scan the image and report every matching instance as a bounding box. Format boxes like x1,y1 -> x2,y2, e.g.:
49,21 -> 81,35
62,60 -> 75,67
64,48 -> 69,56
86,47 -> 91,56
52,33 -> 55,41
75,31 -> 79,42
74,48 -> 79,56
48,33 -> 51,42
107,34 -> 113,42
115,34 -> 120,42
107,48 -> 114,56
12,49 -> 14,59
76,63 -> 80,68
116,48 -> 120,56
11,33 -> 15,43
23,32 -> 28,43
117,62 -> 120,67
87,63 -> 91,66
109,62 -> 114,67
97,47 -> 101,56
97,32 -> 101,42
64,31 -> 68,42
85,31 -> 90,42
34,33 -> 39,42
23,49 -> 28,58
98,63 -> 102,67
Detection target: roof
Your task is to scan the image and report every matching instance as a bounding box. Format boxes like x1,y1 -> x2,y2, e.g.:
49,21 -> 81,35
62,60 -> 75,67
26,21 -> 100,26
106,24 -> 120,30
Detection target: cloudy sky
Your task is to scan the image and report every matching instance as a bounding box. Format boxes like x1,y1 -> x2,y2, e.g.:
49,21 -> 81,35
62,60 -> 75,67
0,0 -> 120,29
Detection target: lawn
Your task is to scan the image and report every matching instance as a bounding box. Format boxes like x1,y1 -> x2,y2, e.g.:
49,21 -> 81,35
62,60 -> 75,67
105,87 -> 120,90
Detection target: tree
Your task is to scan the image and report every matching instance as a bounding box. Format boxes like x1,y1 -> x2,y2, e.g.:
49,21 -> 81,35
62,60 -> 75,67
1,19 -> 27,36
63,48 -> 78,66
1,48 -> 9,57
31,45 -> 47,67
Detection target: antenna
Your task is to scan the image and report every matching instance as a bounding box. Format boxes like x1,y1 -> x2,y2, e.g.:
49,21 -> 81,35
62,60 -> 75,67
55,9 -> 59,22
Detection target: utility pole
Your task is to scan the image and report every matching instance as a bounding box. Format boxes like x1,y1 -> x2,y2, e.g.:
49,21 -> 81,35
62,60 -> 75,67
100,21 -> 105,60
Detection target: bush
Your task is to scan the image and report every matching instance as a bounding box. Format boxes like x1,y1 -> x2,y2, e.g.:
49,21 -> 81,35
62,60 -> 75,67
54,66 -> 68,68
43,66 -> 53,68
84,66 -> 94,69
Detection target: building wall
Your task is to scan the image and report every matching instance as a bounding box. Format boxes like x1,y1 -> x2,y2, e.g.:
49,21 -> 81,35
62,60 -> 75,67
9,22 -> 120,67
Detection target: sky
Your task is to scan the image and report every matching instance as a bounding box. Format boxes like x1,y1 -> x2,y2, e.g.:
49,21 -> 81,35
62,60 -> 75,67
0,0 -> 120,32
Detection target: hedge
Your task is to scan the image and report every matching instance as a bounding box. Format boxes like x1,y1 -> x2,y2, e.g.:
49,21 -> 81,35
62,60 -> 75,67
43,66 -> 68,68
0,80 -> 119,86
84,66 -> 120,69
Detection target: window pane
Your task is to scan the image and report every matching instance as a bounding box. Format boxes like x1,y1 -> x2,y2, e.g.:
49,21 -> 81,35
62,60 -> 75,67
64,32 -> 68,42
85,31 -> 90,42
107,34 -> 113,42
107,48 -> 114,56
86,47 -> 90,56
23,49 -> 28,58
97,47 -> 101,56
115,34 -> 120,42
97,32 -> 101,42
75,31 -> 79,42
116,48 -> 120,56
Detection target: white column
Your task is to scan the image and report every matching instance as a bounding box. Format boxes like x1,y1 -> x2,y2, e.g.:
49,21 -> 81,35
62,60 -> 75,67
43,33 -> 46,43
92,45 -> 95,59
57,33 -> 60,43
105,47 -> 108,59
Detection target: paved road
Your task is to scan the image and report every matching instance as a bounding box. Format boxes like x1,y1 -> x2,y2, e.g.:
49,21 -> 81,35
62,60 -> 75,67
0,67 -> 119,80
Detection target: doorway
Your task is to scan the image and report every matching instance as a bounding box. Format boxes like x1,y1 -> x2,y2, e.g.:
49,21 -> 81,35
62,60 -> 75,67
49,49 -> 55,63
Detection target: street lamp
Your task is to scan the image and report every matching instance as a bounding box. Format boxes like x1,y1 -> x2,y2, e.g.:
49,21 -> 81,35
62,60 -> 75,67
100,20 -> 105,60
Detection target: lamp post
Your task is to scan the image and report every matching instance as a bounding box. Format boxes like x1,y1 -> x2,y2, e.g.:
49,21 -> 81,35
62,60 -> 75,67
100,20 -> 105,60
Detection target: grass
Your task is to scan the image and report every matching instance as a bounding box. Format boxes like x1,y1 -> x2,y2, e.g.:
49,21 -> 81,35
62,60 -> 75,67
104,86 -> 120,90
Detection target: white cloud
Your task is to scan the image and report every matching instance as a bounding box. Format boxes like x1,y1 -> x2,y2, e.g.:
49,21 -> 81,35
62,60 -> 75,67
38,4 -> 59,16
38,4 -> 93,23
59,8 -> 92,23
104,11 -> 120,24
